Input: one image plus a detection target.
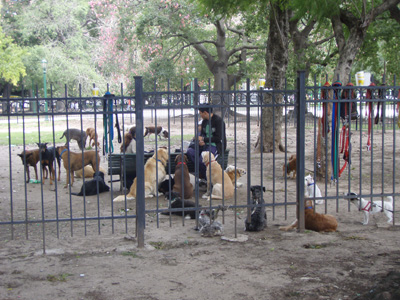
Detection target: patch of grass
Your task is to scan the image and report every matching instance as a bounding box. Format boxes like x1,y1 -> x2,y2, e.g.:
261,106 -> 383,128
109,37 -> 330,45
121,251 -> 141,258
46,273 -> 72,282
149,241 -> 165,250
0,131 -> 64,146
303,243 -> 327,249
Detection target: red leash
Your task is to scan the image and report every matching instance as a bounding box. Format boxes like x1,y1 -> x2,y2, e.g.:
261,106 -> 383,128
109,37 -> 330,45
366,82 -> 376,151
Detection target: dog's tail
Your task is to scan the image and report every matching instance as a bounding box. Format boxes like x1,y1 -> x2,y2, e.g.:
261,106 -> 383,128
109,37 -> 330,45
60,132 -> 65,139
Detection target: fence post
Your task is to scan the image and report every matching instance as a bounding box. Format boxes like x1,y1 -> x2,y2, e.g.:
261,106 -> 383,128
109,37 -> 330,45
296,71 -> 306,232
135,76 -> 145,247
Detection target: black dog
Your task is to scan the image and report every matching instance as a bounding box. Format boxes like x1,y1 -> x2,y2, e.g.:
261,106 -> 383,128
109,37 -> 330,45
158,176 -> 175,195
71,171 -> 110,196
37,143 -> 61,185
161,191 -> 197,219
245,185 -> 267,231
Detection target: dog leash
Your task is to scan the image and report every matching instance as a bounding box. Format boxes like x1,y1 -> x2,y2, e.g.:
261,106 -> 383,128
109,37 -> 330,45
366,82 -> 376,151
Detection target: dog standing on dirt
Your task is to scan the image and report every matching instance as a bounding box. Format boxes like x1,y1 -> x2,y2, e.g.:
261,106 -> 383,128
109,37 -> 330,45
113,148 -> 168,201
201,151 -> 234,200
279,200 -> 338,232
70,171 -> 109,196
144,126 -> 169,140
17,149 -> 48,183
86,127 -> 100,148
347,192 -> 393,225
56,145 -> 100,188
60,128 -> 87,150
245,185 -> 267,232
283,154 -> 296,179
37,143 -> 61,185
173,154 -> 193,199
304,174 -> 324,204
225,165 -> 246,188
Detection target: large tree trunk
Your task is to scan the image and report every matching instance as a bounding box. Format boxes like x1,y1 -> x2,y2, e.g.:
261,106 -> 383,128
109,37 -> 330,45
254,3 -> 290,153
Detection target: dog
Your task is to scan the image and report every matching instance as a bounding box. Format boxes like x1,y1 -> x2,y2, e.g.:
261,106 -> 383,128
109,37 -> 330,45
144,126 -> 169,140
279,200 -> 338,232
70,171 -> 110,196
17,149 -> 46,183
113,148 -> 168,201
158,176 -> 175,195
120,132 -> 136,153
283,154 -> 296,178
56,145 -> 100,188
347,192 -> 393,225
85,127 -> 100,148
128,126 -> 136,139
201,151 -> 234,200
245,185 -> 267,231
161,191 -> 197,219
304,174 -> 324,204
60,128 -> 87,150
173,154 -> 193,199
75,166 -> 106,178
37,143 -> 61,185
198,206 -> 226,237
225,165 -> 246,188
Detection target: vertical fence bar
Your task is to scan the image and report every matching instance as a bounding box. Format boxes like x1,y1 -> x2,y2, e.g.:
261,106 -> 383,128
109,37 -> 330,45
135,76 -> 145,248
296,71 -> 306,231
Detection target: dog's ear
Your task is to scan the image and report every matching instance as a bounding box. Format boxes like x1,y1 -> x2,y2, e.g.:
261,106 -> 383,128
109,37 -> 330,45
262,186 -> 266,192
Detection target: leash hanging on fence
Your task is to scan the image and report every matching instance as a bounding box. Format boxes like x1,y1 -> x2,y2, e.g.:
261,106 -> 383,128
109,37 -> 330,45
114,99 -> 122,144
375,83 -> 386,125
366,82 -> 376,151
321,81 -> 331,137
103,92 -> 115,155
331,80 -> 342,180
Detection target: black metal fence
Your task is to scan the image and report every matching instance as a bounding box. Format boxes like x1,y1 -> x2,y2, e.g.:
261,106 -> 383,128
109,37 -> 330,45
0,71 -> 399,251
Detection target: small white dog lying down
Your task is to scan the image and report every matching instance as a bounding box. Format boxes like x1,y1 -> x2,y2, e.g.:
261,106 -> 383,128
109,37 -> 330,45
304,174 -> 324,204
347,192 -> 393,225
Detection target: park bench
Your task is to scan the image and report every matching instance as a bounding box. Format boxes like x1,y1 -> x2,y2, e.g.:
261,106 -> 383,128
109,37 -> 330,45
108,149 -> 230,190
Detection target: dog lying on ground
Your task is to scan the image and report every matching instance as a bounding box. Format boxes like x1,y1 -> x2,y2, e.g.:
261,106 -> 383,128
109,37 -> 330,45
75,166 -> 106,178
56,145 -> 100,188
283,154 -> 296,178
225,165 -> 246,188
71,171 -> 110,196
37,143 -> 61,185
201,151 -> 234,200
17,149 -> 48,183
86,127 -> 100,148
347,192 -> 393,225
120,132 -> 136,153
161,191 -> 197,219
144,126 -> 169,140
60,128 -> 87,150
304,174 -> 324,204
279,200 -> 338,232
113,148 -> 168,201
245,185 -> 267,231
173,154 -> 193,199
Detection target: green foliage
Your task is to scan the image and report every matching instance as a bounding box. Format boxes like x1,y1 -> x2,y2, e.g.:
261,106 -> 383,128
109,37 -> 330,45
0,27 -> 27,85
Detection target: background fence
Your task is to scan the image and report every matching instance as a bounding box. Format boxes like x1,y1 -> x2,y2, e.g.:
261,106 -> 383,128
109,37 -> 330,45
0,71 -> 399,251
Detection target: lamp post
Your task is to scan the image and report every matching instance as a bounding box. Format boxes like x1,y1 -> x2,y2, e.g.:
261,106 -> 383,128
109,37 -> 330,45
42,59 -> 48,120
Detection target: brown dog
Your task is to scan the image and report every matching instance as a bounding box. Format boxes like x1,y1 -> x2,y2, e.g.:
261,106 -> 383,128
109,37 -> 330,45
75,166 -> 106,178
173,154 -> 193,199
283,154 -> 296,178
279,200 -> 338,232
225,165 -> 246,187
113,148 -> 168,201
144,126 -> 169,140
17,149 -> 48,183
120,132 -> 135,153
86,127 -> 100,148
56,145 -> 100,188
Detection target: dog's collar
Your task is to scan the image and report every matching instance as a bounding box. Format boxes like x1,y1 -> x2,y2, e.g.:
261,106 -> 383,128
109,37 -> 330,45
305,206 -> 313,210
307,182 -> 315,186
153,157 -> 166,166
205,160 -> 216,167
60,149 -> 68,158
176,162 -> 186,166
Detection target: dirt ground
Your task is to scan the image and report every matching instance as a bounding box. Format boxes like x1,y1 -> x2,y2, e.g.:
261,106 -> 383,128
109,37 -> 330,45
1,114 -> 400,300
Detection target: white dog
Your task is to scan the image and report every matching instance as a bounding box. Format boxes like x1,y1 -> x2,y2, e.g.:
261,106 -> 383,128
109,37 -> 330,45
304,174 -> 324,204
347,192 -> 393,225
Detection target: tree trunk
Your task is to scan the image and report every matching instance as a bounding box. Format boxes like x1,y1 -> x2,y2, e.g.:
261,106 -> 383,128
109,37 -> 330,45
255,3 -> 290,153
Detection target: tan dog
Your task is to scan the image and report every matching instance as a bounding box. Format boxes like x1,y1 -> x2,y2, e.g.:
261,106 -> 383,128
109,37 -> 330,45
75,165 -> 106,178
225,165 -> 246,188
279,200 -> 338,232
113,148 -> 168,202
56,146 -> 100,188
173,154 -> 193,199
86,127 -> 100,148
283,154 -> 296,178
201,151 -> 234,200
